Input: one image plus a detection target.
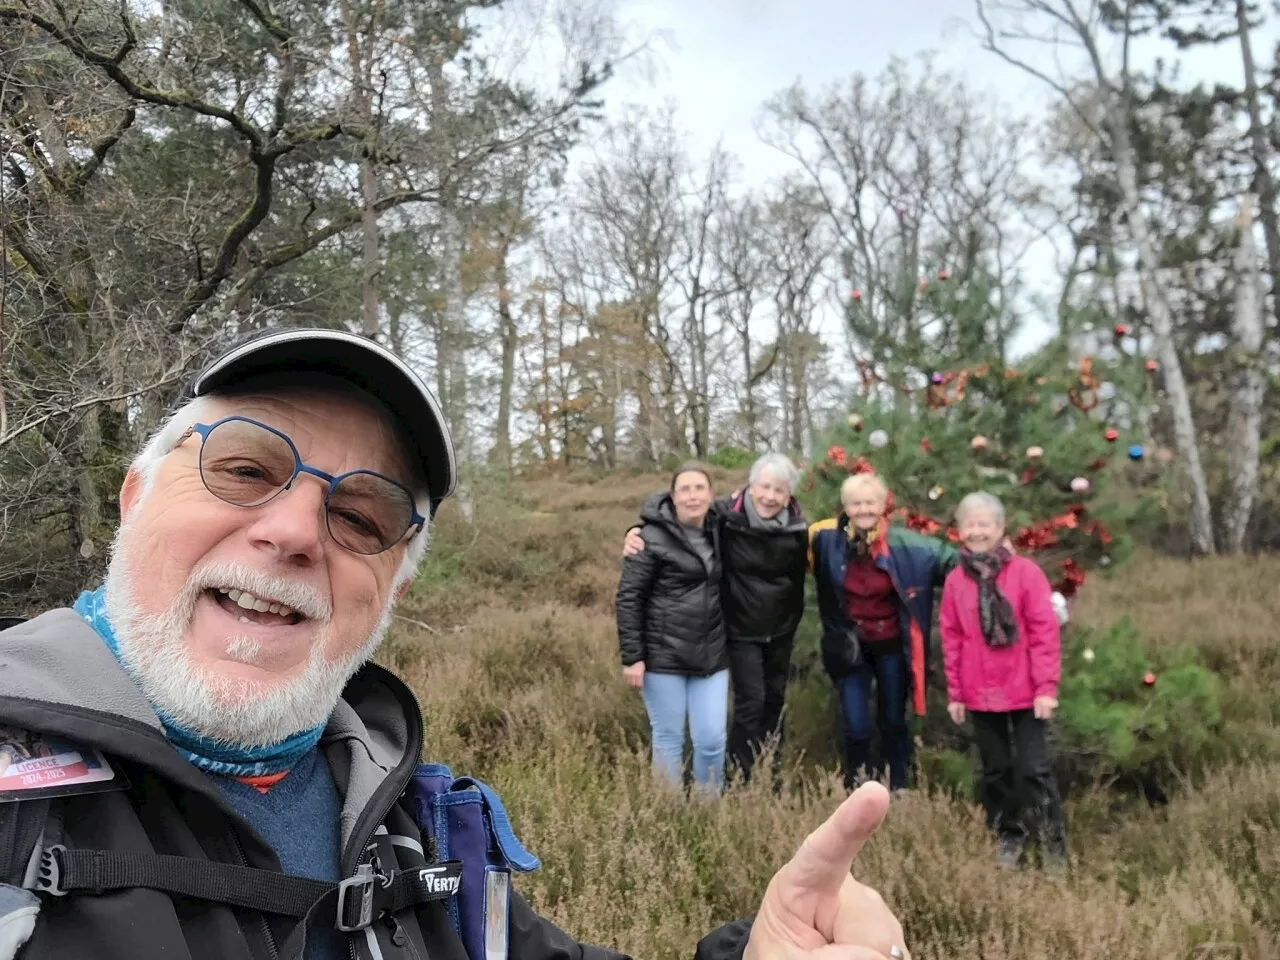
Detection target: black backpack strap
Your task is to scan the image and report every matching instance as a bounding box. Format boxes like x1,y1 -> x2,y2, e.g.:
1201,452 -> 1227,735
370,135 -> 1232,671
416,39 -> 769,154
0,797 -> 49,886
31,846 -> 461,932
32,846 -> 332,916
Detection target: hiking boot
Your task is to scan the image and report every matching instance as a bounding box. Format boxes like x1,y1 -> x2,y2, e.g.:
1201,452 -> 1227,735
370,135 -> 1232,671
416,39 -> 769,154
996,837 -> 1023,869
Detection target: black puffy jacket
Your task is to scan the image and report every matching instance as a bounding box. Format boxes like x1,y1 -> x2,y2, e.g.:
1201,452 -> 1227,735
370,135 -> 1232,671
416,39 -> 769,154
714,494 -> 809,644
615,494 -> 728,677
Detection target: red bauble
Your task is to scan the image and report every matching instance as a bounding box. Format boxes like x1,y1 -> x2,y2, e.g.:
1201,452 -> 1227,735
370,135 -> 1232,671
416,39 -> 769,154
850,289 -> 862,301
1104,427 -> 1120,443
938,269 -> 950,281
919,437 -> 933,453
1143,672 -> 1157,687
1113,322 -> 1129,338
1144,359 -> 1158,372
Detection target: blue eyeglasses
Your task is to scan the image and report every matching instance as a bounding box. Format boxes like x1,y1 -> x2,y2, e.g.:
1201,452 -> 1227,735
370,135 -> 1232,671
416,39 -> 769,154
177,416 -> 425,555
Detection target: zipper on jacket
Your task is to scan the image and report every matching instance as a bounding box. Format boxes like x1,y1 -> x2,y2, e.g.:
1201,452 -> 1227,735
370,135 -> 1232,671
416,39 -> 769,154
227,823 -> 280,960
340,668 -> 428,959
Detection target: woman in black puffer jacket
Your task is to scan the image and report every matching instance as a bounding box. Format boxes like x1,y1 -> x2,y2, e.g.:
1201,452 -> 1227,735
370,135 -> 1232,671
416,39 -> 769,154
615,463 -> 728,793
624,453 -> 808,785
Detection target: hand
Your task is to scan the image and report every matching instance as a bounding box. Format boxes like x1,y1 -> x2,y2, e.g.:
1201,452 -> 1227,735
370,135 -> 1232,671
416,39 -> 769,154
947,702 -> 966,726
1033,695 -> 1058,721
1002,536 -> 1017,554
622,662 -> 645,689
744,783 -> 909,960
622,527 -> 645,558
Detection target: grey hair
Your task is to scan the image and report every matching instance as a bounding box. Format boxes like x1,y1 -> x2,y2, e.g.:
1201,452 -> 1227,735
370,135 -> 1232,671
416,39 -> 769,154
748,452 -> 800,493
127,394 -> 432,591
955,490 -> 1005,526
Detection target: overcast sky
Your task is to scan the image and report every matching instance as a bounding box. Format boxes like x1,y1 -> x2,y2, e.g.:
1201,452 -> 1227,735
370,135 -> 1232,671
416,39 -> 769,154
607,0 -> 1044,182
499,0 -> 1274,355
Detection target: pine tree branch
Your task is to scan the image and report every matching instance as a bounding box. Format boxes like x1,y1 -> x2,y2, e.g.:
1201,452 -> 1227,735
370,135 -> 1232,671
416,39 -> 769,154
167,150 -> 278,332
69,105 -> 137,196
0,4 -> 266,149
180,187 -> 436,331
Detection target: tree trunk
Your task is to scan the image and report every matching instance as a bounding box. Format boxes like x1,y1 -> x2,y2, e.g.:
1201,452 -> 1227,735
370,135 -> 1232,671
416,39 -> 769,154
1222,195 -> 1267,552
342,0 -> 381,340
491,232 -> 517,470
426,43 -> 471,518
388,302 -> 405,355
360,159 -> 380,339
1236,0 -> 1280,299
1108,99 -> 1216,554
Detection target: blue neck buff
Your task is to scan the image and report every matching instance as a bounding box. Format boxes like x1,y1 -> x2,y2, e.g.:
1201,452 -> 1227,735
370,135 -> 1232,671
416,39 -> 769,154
73,586 -> 327,778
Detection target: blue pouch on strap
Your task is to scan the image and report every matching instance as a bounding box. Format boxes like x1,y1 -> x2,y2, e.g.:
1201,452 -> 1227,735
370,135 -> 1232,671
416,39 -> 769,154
405,763 -> 540,960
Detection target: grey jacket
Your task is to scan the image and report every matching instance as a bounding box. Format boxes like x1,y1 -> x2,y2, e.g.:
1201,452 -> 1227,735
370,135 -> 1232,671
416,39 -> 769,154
0,610 -> 752,960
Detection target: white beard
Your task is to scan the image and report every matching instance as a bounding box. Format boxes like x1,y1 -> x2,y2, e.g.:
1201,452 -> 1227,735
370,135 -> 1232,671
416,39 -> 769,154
101,524 -> 395,748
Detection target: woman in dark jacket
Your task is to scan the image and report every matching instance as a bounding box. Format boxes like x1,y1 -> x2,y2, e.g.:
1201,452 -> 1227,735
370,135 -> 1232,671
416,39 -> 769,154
624,453 -> 809,784
615,463 -> 729,793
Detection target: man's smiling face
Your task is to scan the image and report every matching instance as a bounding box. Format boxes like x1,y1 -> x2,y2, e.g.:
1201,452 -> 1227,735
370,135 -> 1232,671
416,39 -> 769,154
103,384 -> 421,746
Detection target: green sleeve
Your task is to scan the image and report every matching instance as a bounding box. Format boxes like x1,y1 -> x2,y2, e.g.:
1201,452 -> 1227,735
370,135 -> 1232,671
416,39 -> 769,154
933,536 -> 960,585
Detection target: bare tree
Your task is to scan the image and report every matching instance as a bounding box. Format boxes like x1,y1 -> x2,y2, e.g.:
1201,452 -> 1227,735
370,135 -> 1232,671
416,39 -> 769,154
714,195 -> 770,450
758,56 -> 1045,376
571,110 -> 685,462
974,0 -> 1216,555
672,145 -> 733,457
1223,195 -> 1267,551
761,182 -> 833,457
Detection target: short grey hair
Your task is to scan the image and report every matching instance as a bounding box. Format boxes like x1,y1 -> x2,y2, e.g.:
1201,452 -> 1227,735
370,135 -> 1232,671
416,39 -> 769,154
748,452 -> 800,493
127,393 -> 432,591
955,490 -> 1005,526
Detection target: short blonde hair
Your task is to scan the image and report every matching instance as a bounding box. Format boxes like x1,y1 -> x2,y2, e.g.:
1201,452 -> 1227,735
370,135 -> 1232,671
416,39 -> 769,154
839,472 -> 888,505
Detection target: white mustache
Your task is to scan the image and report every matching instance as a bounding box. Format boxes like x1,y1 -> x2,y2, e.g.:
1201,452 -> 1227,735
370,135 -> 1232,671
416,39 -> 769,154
189,560 -> 332,622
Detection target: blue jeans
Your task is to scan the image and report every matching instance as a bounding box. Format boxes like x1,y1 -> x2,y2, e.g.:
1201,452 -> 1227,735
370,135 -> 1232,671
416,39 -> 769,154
642,670 -> 730,793
838,644 -> 911,790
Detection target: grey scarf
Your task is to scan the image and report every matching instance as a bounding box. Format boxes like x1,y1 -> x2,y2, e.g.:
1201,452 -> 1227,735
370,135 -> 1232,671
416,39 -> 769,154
743,491 -> 790,529
678,520 -> 716,568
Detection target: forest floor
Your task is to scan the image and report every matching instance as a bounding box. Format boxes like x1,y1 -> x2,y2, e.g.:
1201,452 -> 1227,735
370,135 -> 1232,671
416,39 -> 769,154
377,467 -> 1280,960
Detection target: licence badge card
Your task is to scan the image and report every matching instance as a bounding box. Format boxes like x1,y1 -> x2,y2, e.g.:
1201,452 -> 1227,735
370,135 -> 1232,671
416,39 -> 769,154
0,725 -> 126,802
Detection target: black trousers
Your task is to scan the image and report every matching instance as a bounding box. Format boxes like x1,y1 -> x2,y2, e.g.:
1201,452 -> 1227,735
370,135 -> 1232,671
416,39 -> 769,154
971,709 -> 1067,852
727,633 -> 794,784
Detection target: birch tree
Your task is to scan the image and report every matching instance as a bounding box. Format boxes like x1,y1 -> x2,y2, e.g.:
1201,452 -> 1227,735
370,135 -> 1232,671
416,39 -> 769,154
1224,195 -> 1267,550
975,0 -> 1217,554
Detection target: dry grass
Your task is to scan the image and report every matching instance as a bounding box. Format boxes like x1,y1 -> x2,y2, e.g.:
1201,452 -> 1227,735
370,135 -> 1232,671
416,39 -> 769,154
380,471 -> 1280,960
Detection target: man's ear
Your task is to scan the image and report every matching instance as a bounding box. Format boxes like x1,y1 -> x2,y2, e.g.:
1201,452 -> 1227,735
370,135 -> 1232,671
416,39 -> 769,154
119,468 -> 144,522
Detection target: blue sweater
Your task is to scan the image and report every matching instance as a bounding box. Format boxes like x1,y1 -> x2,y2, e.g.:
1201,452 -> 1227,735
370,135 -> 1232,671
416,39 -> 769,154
212,748 -> 344,959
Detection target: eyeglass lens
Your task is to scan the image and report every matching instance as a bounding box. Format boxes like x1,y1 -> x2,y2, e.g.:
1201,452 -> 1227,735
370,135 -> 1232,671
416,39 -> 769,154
197,418 -> 415,555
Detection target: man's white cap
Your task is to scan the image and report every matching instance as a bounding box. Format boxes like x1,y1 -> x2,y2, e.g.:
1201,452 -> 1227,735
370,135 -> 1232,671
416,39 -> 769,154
190,327 -> 456,515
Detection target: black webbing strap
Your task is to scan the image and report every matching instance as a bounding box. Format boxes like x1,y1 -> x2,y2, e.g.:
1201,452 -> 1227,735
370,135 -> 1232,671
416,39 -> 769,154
32,845 -> 463,934
0,797 -> 48,886
35,845 -> 332,917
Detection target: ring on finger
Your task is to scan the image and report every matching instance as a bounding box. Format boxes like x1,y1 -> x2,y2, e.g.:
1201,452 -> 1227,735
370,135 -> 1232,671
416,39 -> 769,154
889,947 -> 905,960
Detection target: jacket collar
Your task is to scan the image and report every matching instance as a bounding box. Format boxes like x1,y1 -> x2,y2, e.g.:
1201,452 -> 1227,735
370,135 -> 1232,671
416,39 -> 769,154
0,608 -> 421,854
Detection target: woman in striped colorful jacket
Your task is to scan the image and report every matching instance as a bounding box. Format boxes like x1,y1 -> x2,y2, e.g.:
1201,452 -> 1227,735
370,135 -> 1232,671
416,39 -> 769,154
809,472 -> 957,792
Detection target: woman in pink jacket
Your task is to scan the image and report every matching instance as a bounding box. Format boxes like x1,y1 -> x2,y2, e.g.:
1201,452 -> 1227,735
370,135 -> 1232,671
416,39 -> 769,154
939,491 -> 1068,873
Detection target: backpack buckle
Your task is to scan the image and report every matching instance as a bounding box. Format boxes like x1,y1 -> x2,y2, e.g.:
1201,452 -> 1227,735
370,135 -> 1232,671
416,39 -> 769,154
335,863 -> 376,932
33,844 -> 67,897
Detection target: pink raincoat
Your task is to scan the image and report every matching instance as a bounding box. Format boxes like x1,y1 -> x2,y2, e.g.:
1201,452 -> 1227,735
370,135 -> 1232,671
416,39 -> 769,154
939,556 -> 1060,712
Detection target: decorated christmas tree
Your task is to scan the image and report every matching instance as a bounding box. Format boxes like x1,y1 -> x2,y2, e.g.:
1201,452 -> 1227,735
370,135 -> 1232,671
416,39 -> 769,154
801,267 -> 1164,604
